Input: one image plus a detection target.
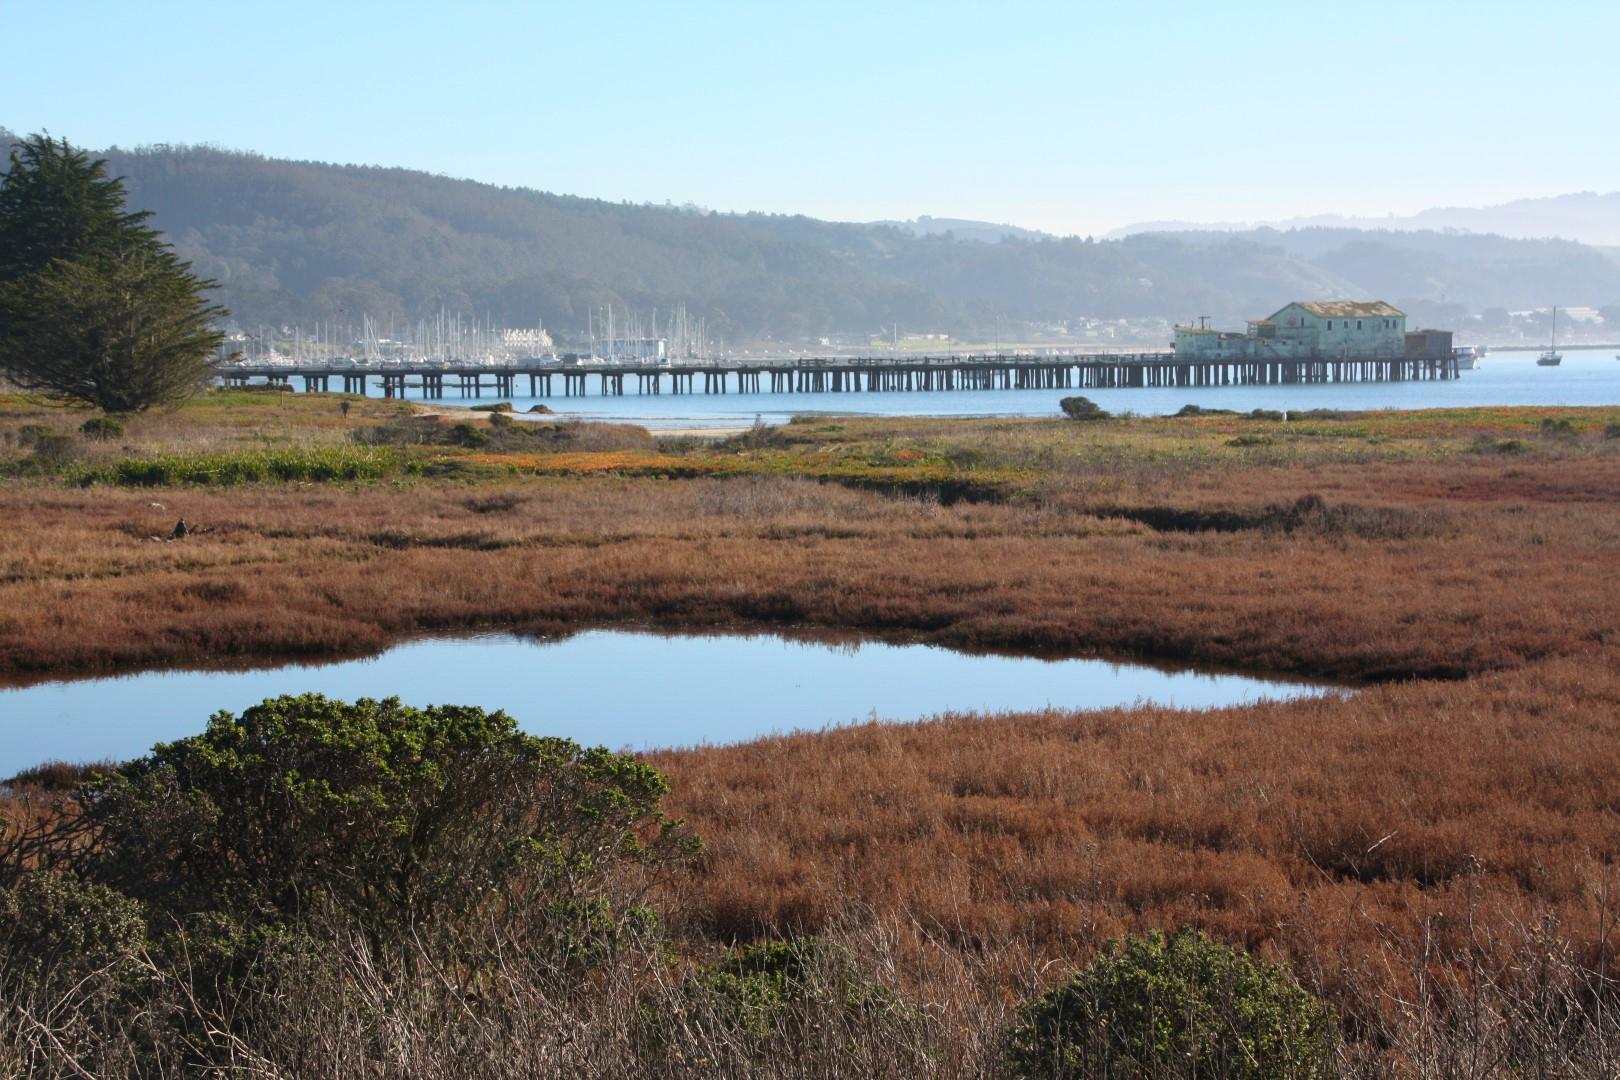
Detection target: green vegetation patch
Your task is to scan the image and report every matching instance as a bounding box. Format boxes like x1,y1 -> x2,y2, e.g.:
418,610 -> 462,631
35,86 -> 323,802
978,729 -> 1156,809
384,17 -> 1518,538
1005,928 -> 1336,1079
72,445 -> 413,486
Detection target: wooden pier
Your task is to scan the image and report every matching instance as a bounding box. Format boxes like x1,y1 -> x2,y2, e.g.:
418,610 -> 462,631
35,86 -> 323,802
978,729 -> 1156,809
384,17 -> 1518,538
220,351 -> 1460,399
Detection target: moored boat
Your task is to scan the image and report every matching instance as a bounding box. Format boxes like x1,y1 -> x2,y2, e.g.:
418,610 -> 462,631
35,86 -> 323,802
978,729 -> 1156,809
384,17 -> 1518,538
1538,307 -> 1563,366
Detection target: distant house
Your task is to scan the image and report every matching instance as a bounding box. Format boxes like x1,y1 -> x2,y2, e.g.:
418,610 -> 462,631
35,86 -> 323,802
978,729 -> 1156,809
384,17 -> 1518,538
1174,301 -> 1408,360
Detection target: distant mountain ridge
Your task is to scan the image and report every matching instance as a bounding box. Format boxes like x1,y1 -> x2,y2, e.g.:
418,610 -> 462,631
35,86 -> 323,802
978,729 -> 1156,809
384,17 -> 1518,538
4,128 -> 1618,337
1109,191 -> 1620,247
867,215 -> 1057,244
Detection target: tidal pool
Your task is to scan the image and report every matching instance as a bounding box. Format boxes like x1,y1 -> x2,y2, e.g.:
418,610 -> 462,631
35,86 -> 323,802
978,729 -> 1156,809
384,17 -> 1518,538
0,630 -> 1334,773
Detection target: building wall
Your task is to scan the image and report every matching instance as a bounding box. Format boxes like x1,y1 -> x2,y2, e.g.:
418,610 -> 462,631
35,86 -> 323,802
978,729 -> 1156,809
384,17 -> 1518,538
1173,328 -> 1251,360
1174,304 -> 1409,361
1405,329 -> 1453,359
1270,304 -> 1405,358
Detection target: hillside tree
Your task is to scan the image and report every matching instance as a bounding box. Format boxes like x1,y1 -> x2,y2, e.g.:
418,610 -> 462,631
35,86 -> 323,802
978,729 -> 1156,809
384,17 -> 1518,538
0,133 -> 227,411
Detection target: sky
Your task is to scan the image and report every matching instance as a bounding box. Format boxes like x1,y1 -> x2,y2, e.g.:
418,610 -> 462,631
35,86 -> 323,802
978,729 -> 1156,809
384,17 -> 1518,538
4,0 -> 1618,236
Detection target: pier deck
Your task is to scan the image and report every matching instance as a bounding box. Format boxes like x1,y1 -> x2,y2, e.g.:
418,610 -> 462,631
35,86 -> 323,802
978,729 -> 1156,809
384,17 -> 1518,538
220,351 -> 1460,399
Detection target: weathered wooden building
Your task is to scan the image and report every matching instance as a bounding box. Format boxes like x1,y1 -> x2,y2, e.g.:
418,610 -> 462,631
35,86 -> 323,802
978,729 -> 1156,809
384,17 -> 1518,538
1404,328 -> 1455,360
1175,301 -> 1408,360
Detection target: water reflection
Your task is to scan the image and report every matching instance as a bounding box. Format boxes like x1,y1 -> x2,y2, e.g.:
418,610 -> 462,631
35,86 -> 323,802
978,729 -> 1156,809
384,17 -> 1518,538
0,630 -> 1334,772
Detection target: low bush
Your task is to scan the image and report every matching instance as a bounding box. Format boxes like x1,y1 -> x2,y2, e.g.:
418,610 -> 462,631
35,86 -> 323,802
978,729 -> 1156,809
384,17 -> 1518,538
0,872 -> 148,1000
350,417 -> 442,446
635,936 -> 934,1076
79,416 -> 124,441
450,420 -> 489,447
1291,408 -> 1359,420
10,422 -> 79,465
1174,404 -> 1237,417
1266,492 -> 1449,540
5,759 -> 114,791
719,416 -> 788,450
687,937 -> 906,1036
76,446 -> 405,485
15,422 -> 57,447
463,490 -> 528,514
1248,408 -> 1286,421
1227,433 -> 1275,447
1004,928 -> 1336,1079
1059,396 -> 1109,421
2,694 -> 702,1076
60,695 -> 697,947
548,421 -> 659,452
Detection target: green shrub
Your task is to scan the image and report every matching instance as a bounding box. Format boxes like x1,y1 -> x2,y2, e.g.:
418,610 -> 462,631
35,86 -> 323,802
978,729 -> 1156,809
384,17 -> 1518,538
11,421 -> 78,463
75,446 -> 403,485
0,871 -> 148,1005
690,937 -> 903,1035
1248,408 -> 1286,421
1227,433 -> 1275,447
15,422 -> 56,447
471,401 -> 514,413
719,415 -> 786,450
69,695 -> 698,956
645,935 -> 930,1073
1004,928 -> 1335,1080
1059,396 -> 1109,421
79,416 -> 125,440
1174,404 -> 1236,417
487,409 -> 514,429
1605,422 -> 1620,439
28,432 -> 79,464
1539,417 -> 1577,437
450,421 -> 489,448
1264,493 -> 1448,540
351,417 -> 442,446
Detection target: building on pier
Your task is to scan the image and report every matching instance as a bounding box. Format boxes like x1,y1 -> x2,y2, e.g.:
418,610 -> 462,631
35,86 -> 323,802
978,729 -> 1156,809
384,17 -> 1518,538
1175,300 -> 1408,361
1404,327 -> 1454,360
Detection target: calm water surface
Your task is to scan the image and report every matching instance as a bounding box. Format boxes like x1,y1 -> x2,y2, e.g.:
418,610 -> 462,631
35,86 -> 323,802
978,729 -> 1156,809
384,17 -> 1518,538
0,631 -> 1332,773
374,348 -> 1620,429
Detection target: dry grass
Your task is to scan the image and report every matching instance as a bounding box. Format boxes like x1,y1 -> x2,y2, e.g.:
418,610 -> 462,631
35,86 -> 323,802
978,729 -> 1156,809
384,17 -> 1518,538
1,444 -> 1617,681
652,655 -> 1620,1021
6,396 -> 1620,1073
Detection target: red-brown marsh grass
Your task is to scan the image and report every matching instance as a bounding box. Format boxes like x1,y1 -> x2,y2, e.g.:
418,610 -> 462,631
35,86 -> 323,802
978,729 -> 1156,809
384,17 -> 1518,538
6,400 -> 1620,1073
2,444 -> 1617,681
650,651 -> 1620,1059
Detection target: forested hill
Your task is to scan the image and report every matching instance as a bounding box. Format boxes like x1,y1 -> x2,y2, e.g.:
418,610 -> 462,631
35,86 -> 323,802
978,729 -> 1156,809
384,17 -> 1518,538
16,137 -> 1617,338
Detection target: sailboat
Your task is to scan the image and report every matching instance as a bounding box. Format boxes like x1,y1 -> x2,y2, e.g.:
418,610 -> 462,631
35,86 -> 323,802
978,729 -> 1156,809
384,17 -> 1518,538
1537,307 -> 1563,366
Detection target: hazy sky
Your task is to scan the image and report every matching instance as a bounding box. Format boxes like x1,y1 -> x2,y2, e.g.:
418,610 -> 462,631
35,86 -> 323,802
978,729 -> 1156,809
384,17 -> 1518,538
5,0 -> 1617,235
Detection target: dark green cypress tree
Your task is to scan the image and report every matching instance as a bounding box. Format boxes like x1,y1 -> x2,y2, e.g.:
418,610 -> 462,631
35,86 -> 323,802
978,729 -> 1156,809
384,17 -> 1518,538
0,134 -> 228,412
